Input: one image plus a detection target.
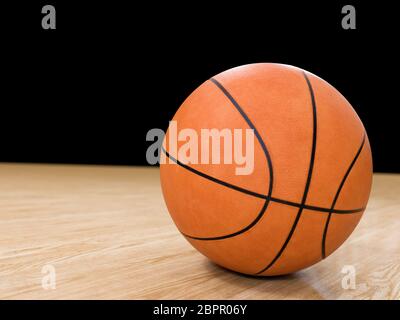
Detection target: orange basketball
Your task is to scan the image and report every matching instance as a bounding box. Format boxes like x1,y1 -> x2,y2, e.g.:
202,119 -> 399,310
160,63 -> 373,276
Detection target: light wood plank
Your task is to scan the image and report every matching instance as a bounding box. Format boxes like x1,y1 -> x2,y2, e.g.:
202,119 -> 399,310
0,164 -> 399,299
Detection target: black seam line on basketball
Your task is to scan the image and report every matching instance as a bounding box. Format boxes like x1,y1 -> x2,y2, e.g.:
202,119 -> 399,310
256,71 -> 317,275
321,134 -> 366,259
170,77 -> 274,241
161,147 -> 365,215
209,77 -> 274,201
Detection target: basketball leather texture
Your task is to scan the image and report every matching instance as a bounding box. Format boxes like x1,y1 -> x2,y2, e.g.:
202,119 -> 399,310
160,63 -> 373,276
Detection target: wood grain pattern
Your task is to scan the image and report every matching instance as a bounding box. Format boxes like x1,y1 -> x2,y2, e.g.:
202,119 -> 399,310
0,164 -> 399,299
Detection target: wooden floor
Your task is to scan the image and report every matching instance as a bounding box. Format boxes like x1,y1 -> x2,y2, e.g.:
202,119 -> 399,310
0,164 -> 399,300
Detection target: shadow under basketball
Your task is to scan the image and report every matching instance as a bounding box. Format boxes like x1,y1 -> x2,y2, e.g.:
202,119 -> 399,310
201,259 -> 325,299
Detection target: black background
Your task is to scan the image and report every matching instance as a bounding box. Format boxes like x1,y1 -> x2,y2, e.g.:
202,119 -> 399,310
1,1 -> 399,172
1,300 -> 397,318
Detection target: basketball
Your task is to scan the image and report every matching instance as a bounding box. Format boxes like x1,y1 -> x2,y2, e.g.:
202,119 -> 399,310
160,63 -> 373,276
